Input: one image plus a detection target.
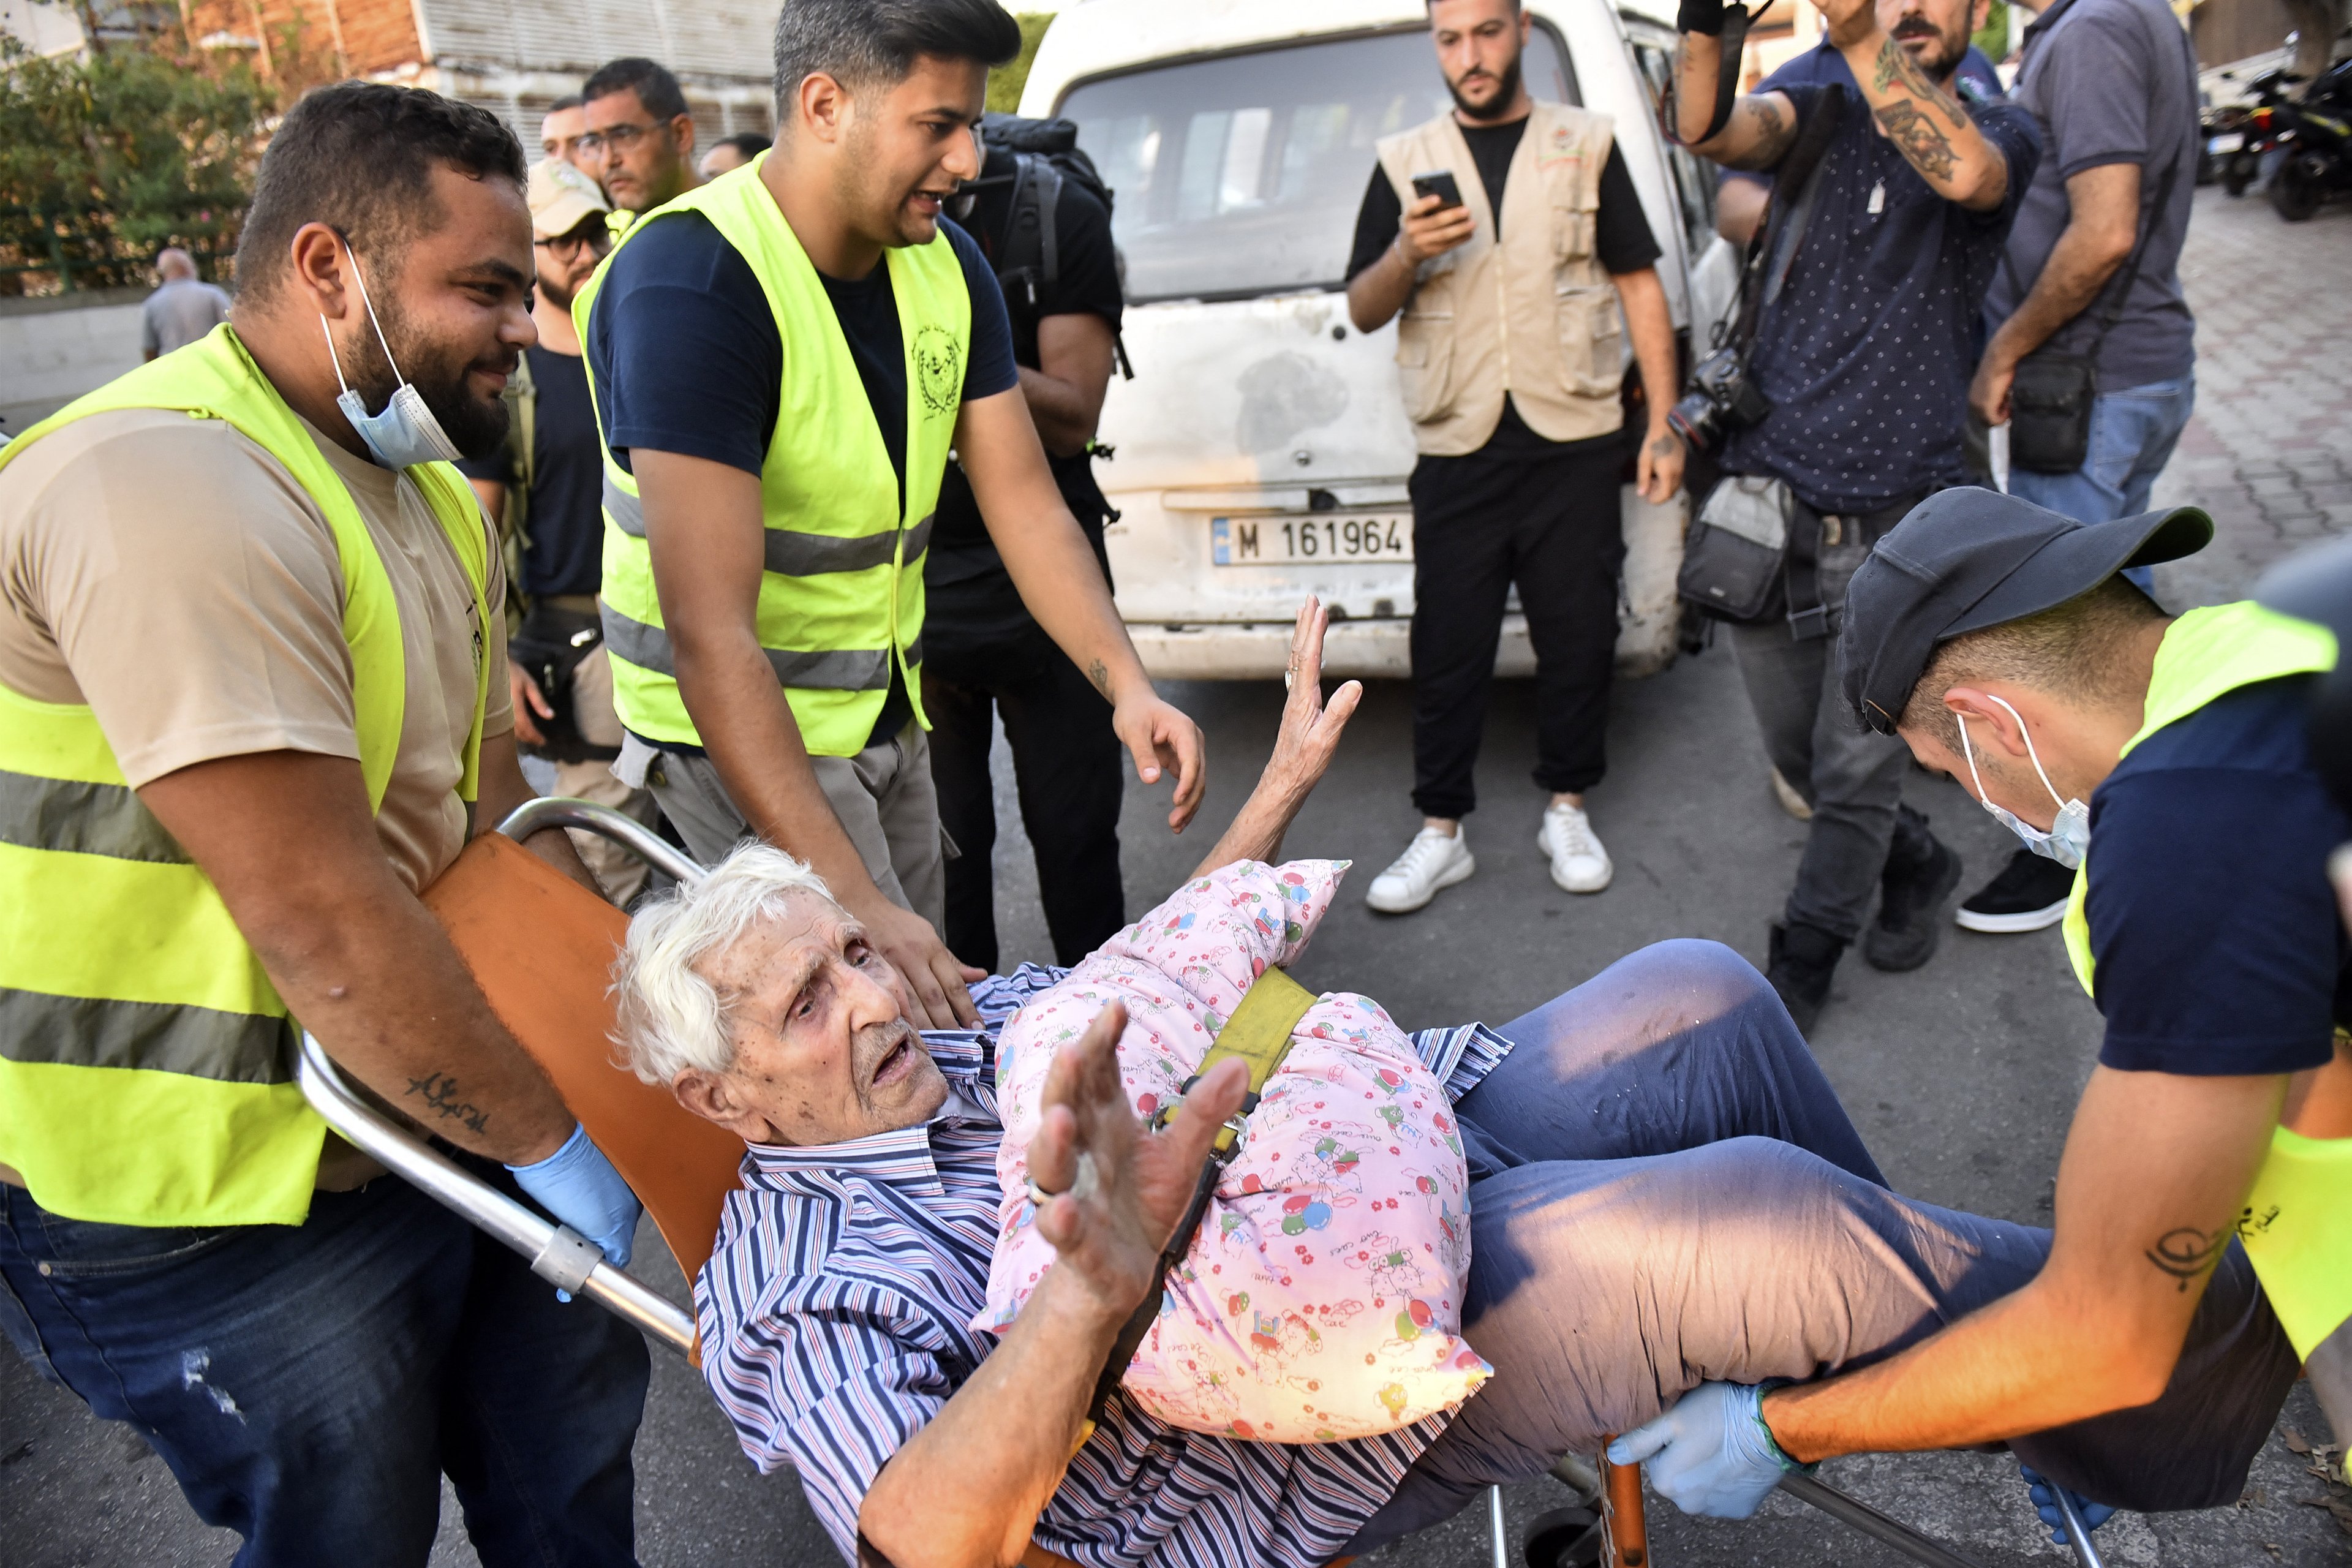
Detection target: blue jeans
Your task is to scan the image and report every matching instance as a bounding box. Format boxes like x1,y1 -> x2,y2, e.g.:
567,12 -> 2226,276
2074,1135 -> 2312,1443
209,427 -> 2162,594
2007,375 -> 2196,524
0,1169 -> 649,1567
1344,940 -> 2297,1550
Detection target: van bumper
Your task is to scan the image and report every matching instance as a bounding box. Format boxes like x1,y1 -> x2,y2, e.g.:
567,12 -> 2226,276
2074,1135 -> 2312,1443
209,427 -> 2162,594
1126,616 -> 1537,682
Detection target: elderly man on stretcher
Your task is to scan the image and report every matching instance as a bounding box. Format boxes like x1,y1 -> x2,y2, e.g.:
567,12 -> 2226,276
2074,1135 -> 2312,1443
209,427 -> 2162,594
610,600 -> 2290,1568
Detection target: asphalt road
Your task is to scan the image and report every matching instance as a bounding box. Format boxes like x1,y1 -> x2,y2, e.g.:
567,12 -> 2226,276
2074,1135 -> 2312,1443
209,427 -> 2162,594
4,189 -> 2348,1567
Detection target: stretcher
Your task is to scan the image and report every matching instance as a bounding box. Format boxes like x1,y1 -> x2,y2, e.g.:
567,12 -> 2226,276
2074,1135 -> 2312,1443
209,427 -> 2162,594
299,798 -> 2111,1568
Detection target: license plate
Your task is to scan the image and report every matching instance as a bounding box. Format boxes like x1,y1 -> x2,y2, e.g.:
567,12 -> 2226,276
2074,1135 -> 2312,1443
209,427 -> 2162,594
1212,514 -> 1412,565
2208,132 -> 2244,153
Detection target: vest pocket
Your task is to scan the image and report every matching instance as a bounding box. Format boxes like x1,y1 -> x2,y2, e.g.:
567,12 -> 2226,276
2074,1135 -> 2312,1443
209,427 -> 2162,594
1396,312 -> 1458,424
1553,282 -> 1624,398
1550,206 -> 1597,263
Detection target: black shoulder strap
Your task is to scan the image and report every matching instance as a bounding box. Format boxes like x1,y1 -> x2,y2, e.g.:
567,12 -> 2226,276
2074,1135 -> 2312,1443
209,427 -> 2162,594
1728,84 -> 1847,352
1708,3 -> 1753,143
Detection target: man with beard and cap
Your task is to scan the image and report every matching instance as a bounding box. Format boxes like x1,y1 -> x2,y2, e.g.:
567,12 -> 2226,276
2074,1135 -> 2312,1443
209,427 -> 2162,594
1616,488 -> 2347,1550
1671,0 -> 2041,1033
460,157 -> 658,906
579,0 -> 1205,1033
0,83 -> 649,1565
1344,0 -> 1685,918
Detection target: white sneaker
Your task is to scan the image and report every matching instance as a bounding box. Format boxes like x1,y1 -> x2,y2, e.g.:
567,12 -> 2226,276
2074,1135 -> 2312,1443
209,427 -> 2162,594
1365,826 -> 1476,913
1537,801 -> 1613,894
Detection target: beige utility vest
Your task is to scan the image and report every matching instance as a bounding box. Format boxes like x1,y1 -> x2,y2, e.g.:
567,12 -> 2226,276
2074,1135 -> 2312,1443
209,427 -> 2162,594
1376,105 -> 1627,456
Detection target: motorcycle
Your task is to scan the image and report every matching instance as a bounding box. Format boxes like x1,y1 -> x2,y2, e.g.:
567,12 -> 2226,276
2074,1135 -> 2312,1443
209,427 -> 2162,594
2206,66 -> 2298,197
2269,56 -> 2352,221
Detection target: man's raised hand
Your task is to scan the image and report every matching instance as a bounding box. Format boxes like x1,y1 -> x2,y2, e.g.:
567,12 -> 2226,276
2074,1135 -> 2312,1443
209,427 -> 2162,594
1029,1002 -> 1249,1324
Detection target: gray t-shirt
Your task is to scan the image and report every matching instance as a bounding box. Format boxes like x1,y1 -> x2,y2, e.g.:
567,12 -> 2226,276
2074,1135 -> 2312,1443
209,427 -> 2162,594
140,276 -> 232,357
1983,0 -> 2200,388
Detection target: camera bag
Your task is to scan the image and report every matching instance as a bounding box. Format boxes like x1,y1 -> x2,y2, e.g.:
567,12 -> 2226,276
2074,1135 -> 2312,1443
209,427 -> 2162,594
1676,86 -> 1845,625
507,603 -> 617,764
2007,157 -> 2179,475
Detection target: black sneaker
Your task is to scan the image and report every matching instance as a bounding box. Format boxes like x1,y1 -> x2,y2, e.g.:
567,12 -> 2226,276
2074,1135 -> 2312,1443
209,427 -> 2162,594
1766,921 -> 1846,1035
1956,847 -> 2075,933
1864,828 -> 1962,973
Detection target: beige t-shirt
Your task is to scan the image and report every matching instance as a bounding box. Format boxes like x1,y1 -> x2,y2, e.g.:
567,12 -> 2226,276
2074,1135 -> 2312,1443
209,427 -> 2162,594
0,408 -> 514,892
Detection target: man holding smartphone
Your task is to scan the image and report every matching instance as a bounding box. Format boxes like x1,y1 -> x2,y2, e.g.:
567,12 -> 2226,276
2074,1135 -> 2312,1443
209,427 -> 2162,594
1345,0 -> 1683,917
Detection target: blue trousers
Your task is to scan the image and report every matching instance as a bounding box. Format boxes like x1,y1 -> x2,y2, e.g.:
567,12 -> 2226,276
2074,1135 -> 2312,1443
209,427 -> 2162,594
2005,375 -> 2197,526
0,1166 -> 649,1567
1346,940 -> 2297,1549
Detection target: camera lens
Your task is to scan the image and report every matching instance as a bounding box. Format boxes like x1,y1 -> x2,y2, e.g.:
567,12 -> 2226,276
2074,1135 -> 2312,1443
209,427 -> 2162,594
1668,392 -> 1719,454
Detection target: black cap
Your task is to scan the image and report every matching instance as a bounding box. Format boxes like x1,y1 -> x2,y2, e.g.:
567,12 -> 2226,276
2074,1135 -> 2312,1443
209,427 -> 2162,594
1839,487 -> 2212,734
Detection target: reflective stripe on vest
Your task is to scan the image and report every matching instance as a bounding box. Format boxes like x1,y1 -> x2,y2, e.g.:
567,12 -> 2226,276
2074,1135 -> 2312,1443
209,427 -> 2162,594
2059,598 -> 2346,1357
0,323 -> 492,1227
576,155 -> 970,756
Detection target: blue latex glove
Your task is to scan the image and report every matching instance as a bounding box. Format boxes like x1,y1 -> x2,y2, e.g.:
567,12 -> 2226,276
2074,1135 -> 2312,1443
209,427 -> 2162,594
1607,1382 -> 1806,1518
507,1122 -> 641,1271
2021,1464 -> 2116,1548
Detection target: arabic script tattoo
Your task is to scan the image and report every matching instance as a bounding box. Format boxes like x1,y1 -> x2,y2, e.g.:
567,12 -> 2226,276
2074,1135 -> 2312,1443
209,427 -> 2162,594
407,1071 -> 492,1136
2144,1224 -> 2230,1291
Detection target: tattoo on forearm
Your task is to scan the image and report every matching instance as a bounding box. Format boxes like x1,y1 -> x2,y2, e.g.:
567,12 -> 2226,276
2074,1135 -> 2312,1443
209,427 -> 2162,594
1871,37 -> 1970,130
2143,1224 -> 2230,1291
1747,97 -> 1792,164
1874,101 -> 1959,181
407,1071 -> 492,1136
1087,658 -> 1111,698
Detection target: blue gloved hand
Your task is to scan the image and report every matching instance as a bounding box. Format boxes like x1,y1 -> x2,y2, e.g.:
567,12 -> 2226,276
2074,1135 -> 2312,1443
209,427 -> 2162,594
507,1122 -> 641,1271
1607,1382 -> 1805,1519
2021,1463 -> 2116,1548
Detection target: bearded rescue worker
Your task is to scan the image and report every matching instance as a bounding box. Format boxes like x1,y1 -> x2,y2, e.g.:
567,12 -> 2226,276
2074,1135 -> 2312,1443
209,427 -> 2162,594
580,0 -> 1205,1030
0,85 -> 649,1564
1614,489 -> 2348,1547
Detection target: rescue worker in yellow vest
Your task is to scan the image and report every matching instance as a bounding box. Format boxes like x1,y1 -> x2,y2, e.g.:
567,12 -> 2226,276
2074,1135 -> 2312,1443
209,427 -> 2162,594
1343,0 -> 1685,918
0,85 -> 649,1565
580,0 -> 1205,1030
1613,489 -> 2349,1545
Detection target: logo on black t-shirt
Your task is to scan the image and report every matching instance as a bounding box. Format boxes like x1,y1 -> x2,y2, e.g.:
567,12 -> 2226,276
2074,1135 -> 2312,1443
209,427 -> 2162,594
912,325 -> 962,419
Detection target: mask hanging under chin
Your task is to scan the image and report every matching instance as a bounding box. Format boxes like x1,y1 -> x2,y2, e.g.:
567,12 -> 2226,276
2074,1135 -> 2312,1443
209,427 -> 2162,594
318,243 -> 463,470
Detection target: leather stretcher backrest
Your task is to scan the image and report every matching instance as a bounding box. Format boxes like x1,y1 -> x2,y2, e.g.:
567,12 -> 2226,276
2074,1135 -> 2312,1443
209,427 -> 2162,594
421,834 -> 746,1314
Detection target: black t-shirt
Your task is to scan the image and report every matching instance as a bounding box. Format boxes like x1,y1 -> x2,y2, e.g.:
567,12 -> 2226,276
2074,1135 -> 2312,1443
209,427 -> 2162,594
456,343 -> 605,600
584,209 -> 1020,747
2086,674 -> 2351,1076
927,149 -> 1128,666
1345,120 -> 1661,461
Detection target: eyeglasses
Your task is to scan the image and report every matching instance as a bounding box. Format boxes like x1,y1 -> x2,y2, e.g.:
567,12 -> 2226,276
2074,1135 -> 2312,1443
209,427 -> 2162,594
576,121 -> 662,154
537,228 -> 610,262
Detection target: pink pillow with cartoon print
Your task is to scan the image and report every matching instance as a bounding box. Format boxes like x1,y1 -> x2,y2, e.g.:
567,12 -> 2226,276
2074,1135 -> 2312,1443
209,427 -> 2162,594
978,858 -> 1490,1442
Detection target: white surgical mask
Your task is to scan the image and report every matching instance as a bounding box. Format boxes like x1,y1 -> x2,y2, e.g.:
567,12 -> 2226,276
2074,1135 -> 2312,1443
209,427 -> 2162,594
318,243 -> 461,469
1956,695 -> 2090,870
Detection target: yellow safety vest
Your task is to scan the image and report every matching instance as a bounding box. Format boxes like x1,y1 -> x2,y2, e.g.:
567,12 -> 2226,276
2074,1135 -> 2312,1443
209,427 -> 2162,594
576,155 -> 970,755
0,323 -> 492,1227
2062,600 -> 2350,1357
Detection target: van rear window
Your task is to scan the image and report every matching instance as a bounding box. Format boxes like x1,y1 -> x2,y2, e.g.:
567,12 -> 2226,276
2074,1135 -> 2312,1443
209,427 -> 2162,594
1060,26 -> 1577,303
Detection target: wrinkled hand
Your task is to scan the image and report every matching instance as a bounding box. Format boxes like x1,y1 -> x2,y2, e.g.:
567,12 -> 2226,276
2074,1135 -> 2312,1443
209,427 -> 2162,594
2021,1464 -> 2116,1548
1607,1382 -> 1803,1519
507,1121 -> 642,1270
1969,352 -> 2016,428
508,659 -> 554,749
1638,426 -> 1686,505
1400,192 -> 1477,265
1028,1002 -> 1250,1322
1265,596 -> 1363,802
1112,688 -> 1207,833
851,892 -> 981,1030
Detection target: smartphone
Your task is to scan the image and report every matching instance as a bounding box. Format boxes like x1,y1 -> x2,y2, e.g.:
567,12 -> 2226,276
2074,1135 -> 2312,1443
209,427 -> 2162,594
1410,170 -> 1464,212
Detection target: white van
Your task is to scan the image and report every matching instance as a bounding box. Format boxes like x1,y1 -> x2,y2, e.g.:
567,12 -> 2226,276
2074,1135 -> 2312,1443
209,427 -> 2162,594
1019,0 -> 1742,680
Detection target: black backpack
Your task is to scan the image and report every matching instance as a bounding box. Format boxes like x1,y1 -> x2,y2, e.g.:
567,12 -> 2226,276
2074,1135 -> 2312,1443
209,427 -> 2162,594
968,113 -> 1133,380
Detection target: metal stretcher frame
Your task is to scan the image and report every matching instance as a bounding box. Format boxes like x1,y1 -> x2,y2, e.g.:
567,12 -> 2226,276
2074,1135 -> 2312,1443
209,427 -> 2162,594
291,797 -> 2102,1568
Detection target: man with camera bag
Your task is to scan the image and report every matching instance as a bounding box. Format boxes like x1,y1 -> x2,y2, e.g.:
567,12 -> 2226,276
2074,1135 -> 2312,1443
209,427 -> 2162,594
1670,0 -> 2040,1030
460,157 -> 658,905
1956,0 -> 2202,940
1344,0 -> 1684,918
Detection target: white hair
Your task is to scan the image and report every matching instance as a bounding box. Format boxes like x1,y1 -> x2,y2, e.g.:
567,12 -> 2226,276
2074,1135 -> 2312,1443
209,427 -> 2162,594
611,841 -> 839,1087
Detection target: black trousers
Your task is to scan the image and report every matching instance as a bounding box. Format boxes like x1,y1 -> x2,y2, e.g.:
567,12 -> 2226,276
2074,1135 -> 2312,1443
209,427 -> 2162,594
1408,438 -> 1627,820
924,639 -> 1126,973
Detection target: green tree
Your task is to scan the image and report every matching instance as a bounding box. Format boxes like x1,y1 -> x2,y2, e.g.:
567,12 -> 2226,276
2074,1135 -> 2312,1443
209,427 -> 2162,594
0,29 -> 274,293
987,13 -> 1058,115
1972,0 -> 2013,64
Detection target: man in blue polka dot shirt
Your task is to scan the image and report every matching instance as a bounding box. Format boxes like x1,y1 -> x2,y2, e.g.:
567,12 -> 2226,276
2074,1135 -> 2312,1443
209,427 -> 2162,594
1673,0 -> 2041,1031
